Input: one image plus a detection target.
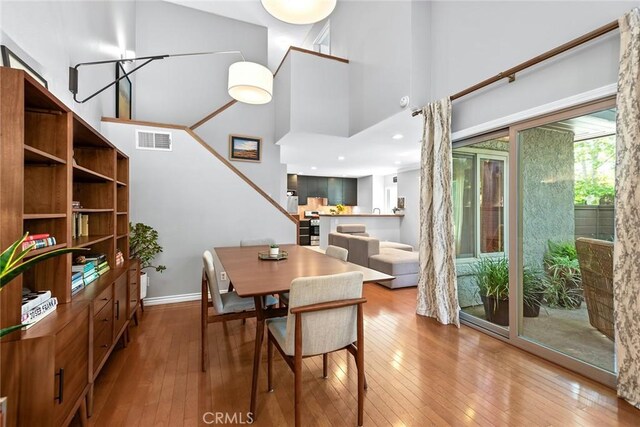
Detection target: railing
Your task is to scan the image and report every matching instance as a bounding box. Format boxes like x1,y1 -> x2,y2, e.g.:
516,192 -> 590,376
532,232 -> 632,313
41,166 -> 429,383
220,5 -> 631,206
575,205 -> 614,241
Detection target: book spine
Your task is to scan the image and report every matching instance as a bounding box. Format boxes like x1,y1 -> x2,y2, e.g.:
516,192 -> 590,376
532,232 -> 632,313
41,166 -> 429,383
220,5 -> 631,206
22,297 -> 58,323
24,233 -> 50,241
23,300 -> 58,329
21,291 -> 53,315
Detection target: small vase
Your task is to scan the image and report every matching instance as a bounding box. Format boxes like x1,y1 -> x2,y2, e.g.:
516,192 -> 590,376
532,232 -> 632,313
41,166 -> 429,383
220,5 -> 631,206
269,247 -> 280,257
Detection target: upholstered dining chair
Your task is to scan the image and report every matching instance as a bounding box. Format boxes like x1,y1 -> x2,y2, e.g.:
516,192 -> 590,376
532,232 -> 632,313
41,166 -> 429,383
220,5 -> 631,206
325,245 -> 349,261
266,271 -> 367,427
201,250 -> 276,372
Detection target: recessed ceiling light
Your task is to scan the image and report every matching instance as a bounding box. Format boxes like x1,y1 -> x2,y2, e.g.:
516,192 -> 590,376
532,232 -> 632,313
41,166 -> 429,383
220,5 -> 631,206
311,166 -> 317,170
394,161 -> 401,165
338,156 -> 345,161
392,134 -> 403,140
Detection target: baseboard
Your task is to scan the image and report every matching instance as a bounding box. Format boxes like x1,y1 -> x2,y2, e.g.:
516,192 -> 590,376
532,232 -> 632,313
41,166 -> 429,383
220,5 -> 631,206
142,292 -> 201,306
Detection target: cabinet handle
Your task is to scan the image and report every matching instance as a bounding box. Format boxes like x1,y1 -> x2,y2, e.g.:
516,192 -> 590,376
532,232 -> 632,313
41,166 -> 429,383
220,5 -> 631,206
102,297 -> 109,301
101,344 -> 109,348
55,368 -> 64,404
115,300 -> 120,320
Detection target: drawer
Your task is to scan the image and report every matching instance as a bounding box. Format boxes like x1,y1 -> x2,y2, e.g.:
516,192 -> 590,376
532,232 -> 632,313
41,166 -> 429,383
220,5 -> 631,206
54,307 -> 89,426
93,285 -> 112,314
93,302 -> 113,374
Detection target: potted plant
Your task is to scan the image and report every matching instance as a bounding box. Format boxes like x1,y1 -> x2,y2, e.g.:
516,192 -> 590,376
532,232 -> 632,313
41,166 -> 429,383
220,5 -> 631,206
523,267 -> 546,317
1,233 -> 83,338
473,257 -> 510,326
543,241 -> 582,308
269,244 -> 280,257
129,223 -> 166,301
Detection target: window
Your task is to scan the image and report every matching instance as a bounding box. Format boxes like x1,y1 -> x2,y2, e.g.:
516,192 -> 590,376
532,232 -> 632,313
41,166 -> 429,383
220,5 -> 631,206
452,140 -> 508,259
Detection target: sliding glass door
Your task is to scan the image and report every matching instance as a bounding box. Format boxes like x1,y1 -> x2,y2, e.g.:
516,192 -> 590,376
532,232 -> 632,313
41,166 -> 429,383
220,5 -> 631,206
456,97 -> 617,386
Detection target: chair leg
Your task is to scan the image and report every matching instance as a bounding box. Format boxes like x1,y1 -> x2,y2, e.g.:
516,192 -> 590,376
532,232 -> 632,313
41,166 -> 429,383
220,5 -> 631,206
140,298 -> 144,312
201,277 -> 208,373
322,353 -> 328,378
294,351 -> 302,427
356,305 -> 365,427
267,333 -> 274,392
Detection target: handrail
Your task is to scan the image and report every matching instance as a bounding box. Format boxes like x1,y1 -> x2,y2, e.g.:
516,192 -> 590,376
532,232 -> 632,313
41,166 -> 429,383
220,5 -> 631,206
190,100 -> 237,130
101,117 -> 298,226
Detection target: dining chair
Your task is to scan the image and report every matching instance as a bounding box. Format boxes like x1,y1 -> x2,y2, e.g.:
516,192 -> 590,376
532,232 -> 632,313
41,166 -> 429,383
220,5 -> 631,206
266,271 -> 367,426
201,250 -> 276,372
280,246 -> 349,307
325,245 -> 349,261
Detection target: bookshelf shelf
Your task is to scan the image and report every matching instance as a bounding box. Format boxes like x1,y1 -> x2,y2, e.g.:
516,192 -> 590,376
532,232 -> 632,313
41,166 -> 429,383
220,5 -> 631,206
23,213 -> 67,220
73,165 -> 114,183
24,145 -> 67,165
72,208 -> 114,213
23,243 -> 68,260
116,181 -> 127,187
116,234 -> 128,240
72,234 -> 113,248
117,211 -> 127,215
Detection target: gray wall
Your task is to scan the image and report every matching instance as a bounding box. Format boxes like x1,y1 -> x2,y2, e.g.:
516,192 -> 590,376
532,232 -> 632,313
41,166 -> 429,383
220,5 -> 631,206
521,128 -> 576,269
134,1 -> 267,126
430,1 -> 637,132
102,122 -> 296,299
356,176 -> 373,213
0,0 -> 136,129
397,168 -> 420,249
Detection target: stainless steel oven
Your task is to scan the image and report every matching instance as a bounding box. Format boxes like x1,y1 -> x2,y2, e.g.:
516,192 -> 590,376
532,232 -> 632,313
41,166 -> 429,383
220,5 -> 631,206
310,219 -> 320,246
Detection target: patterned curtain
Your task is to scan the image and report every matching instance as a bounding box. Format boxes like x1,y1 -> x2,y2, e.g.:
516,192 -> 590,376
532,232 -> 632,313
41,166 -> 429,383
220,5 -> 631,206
416,98 -> 460,326
614,7 -> 640,410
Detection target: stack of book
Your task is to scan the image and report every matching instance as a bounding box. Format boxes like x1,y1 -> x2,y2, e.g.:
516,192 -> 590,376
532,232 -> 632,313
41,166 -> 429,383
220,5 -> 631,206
21,290 -> 58,327
115,249 -> 125,267
72,260 -> 98,287
72,213 -> 89,238
21,233 -> 57,250
71,271 -> 84,295
86,253 -> 110,276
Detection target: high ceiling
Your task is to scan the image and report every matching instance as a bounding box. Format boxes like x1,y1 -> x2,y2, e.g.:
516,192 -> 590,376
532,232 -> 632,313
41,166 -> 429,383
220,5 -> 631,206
164,0 -> 312,71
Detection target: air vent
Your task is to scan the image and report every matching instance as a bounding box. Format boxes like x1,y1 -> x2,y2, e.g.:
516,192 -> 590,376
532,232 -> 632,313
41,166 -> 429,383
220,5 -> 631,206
393,176 -> 397,183
136,130 -> 172,151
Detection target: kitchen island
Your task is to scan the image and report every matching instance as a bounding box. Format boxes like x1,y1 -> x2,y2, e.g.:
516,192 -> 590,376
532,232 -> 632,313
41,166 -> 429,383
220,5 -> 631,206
318,214 -> 404,249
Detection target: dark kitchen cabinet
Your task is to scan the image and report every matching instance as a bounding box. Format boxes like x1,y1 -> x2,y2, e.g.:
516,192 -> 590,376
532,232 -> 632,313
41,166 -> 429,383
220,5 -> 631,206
297,176 -> 308,205
307,176 -> 328,199
328,178 -> 344,205
343,178 -> 357,206
287,174 -> 298,192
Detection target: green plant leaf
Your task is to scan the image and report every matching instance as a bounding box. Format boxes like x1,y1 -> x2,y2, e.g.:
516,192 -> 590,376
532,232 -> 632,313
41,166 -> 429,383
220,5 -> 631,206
1,247 -> 87,287
0,233 -> 28,274
0,324 -> 24,339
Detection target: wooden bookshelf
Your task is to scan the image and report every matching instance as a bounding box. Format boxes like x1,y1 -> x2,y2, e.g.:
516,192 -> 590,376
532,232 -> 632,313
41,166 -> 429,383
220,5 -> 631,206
0,67 -> 136,427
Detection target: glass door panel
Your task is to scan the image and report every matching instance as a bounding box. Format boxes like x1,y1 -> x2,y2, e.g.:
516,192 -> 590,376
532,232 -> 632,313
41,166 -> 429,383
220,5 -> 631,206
516,106 -> 617,373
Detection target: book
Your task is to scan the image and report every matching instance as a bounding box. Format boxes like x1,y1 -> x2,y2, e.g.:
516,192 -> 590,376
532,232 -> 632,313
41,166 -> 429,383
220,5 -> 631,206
22,297 -> 57,324
71,280 -> 84,295
24,233 -> 50,241
98,263 -> 110,276
21,290 -> 52,315
23,298 -> 58,328
21,237 -> 56,250
72,260 -> 96,273
86,253 -> 107,264
84,272 -> 99,286
80,215 -> 89,236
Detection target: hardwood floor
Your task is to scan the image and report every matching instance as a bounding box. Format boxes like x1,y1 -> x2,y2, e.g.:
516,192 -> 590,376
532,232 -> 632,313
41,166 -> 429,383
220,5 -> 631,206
82,284 -> 640,426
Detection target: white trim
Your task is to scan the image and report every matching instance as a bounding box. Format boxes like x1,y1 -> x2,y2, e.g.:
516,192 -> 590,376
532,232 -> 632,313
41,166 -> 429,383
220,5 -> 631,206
143,292 -> 201,306
451,84 -> 617,142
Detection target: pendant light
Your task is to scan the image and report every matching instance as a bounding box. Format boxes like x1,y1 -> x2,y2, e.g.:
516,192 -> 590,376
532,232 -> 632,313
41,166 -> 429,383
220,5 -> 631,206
261,0 -> 337,25
227,61 -> 273,105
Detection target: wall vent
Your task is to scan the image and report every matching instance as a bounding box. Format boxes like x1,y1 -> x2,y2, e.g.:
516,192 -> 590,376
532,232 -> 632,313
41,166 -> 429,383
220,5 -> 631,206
393,176 -> 397,183
136,130 -> 172,151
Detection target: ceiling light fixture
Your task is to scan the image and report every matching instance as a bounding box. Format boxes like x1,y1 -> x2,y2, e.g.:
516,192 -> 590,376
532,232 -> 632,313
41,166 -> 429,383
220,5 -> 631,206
394,161 -> 401,165
69,50 -> 273,105
261,0 -> 337,25
392,134 -> 404,140
311,166 -> 318,170
338,156 -> 345,161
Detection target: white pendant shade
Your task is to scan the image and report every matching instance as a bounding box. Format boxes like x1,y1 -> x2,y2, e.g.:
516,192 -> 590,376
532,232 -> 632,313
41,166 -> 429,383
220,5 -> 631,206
261,0 -> 336,25
228,61 -> 273,105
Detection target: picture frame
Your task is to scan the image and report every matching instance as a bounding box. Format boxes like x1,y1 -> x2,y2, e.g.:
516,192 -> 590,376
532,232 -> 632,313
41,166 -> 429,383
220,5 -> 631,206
1,45 -> 48,88
115,62 -> 132,120
229,135 -> 262,162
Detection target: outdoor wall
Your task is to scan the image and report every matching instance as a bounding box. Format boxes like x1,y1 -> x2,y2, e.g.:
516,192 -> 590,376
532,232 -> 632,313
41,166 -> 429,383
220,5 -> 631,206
521,128 -> 576,269
0,0 -> 136,129
102,121 -> 296,300
134,1 -> 267,126
430,1 -> 637,133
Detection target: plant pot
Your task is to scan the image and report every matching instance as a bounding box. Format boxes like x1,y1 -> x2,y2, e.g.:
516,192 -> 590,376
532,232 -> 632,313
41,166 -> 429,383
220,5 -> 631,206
269,247 -> 280,257
140,271 -> 149,300
523,292 -> 543,318
480,295 -> 509,326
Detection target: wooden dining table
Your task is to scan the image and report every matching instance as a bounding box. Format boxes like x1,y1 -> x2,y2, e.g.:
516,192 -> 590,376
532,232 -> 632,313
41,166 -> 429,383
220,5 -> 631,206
214,244 -> 394,419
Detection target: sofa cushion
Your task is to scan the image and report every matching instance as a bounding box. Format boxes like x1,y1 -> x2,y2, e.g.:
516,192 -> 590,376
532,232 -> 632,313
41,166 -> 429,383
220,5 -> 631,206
380,241 -> 414,252
328,232 -> 350,250
347,235 -> 380,267
337,224 -> 367,234
369,248 -> 419,276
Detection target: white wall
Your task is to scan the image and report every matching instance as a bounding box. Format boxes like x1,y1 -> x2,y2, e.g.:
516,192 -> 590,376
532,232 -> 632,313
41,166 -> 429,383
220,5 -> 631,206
430,1 -> 638,133
0,0 -> 136,129
134,1 -> 267,126
102,121 -> 296,299
194,101 -> 285,201
356,176 -> 373,213
397,168 -> 420,249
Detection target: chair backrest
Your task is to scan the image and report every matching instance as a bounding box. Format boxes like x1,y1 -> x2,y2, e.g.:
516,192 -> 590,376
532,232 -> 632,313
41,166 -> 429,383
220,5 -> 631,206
575,237 -> 614,340
240,237 -> 276,247
203,251 -> 224,314
325,245 -> 348,262
283,271 -> 364,356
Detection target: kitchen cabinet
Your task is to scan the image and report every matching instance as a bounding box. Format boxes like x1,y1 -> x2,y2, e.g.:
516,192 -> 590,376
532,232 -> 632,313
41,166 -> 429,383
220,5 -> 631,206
343,178 -> 358,206
307,176 -> 328,199
297,176 -> 308,205
287,174 -> 298,192
328,178 -> 344,205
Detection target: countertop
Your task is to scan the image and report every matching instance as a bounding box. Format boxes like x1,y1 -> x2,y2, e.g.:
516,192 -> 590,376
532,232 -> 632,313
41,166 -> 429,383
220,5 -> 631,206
318,214 -> 404,217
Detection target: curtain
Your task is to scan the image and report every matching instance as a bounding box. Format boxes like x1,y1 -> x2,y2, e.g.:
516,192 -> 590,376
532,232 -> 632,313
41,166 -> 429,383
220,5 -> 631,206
614,7 -> 640,410
416,98 -> 460,327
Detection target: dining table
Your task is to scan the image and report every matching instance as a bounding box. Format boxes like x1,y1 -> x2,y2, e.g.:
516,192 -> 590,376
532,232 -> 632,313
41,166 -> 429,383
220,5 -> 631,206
213,244 -> 394,419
